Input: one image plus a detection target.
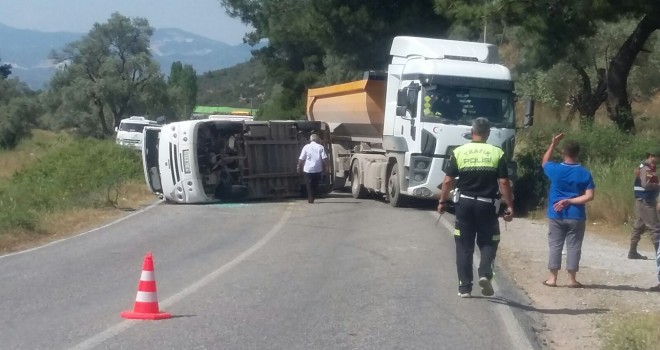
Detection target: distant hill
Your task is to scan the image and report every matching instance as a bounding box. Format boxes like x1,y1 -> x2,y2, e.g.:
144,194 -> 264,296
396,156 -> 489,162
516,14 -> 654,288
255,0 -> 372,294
197,58 -> 269,109
0,23 -> 258,90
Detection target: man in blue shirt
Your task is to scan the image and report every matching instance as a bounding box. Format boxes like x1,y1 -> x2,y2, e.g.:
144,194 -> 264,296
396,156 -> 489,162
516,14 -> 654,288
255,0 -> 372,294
541,133 -> 595,288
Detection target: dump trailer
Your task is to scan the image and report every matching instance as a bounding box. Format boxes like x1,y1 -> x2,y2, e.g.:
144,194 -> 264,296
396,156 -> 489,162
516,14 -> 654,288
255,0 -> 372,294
142,119 -> 332,203
307,36 -> 534,207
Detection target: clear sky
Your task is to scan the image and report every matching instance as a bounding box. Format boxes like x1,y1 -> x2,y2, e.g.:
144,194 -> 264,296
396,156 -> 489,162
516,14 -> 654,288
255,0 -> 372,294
0,0 -> 252,45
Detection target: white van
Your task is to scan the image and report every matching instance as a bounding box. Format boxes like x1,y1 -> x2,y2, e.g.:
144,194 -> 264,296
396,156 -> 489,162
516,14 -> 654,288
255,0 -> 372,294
116,116 -> 158,150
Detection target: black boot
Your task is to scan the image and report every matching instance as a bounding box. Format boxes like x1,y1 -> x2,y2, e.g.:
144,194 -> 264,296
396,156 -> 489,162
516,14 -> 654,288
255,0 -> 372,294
628,242 -> 647,260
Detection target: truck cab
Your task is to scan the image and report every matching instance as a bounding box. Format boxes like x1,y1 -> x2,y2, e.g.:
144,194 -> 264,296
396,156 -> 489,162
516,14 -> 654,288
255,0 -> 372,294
387,37 -> 519,200
116,116 -> 159,150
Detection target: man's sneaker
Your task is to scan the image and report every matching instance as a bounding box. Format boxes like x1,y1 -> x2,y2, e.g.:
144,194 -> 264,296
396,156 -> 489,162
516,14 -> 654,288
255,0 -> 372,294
479,277 -> 494,296
628,251 -> 648,260
457,292 -> 471,298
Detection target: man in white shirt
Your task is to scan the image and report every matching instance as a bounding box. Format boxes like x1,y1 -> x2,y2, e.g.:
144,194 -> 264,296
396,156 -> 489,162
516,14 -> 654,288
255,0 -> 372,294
297,133 -> 329,203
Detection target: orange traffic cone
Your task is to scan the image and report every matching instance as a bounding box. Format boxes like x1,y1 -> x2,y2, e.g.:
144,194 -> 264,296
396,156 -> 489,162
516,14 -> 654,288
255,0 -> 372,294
121,252 -> 172,320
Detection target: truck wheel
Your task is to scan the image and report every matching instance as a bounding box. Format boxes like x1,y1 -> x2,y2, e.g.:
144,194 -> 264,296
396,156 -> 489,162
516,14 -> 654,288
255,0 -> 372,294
351,165 -> 367,199
387,166 -> 406,207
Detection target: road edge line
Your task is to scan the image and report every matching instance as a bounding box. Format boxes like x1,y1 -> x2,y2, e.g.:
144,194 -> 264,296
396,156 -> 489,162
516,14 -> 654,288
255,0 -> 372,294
0,200 -> 164,260
70,203 -> 294,350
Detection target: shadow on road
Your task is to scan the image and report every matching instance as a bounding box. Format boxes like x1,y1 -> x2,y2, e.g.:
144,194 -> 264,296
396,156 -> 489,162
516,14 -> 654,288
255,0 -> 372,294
579,283 -> 655,292
487,296 -> 610,316
313,201 -> 362,204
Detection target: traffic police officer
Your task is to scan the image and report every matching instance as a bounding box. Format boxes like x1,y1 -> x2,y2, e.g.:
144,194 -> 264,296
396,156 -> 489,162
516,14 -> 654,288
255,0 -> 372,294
438,117 -> 514,298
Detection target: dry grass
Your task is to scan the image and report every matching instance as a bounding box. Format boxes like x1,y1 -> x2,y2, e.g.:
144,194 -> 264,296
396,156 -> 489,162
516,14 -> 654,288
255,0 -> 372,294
602,313 -> 660,350
0,181 -> 156,254
0,130 -> 70,181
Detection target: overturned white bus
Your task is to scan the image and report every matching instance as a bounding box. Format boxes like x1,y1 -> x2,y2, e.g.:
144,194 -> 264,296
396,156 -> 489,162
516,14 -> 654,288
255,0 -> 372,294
142,119 -> 333,203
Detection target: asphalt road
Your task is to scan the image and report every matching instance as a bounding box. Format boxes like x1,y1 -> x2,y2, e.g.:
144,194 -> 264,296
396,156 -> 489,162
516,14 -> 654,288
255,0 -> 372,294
0,193 -> 539,350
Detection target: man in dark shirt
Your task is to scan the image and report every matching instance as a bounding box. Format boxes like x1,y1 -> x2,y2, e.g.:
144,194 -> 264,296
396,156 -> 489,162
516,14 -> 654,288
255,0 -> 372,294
438,117 -> 514,298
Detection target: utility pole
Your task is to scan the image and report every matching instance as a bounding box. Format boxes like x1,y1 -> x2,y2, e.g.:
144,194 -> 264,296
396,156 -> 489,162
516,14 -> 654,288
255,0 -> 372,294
483,15 -> 487,43
484,17 -> 488,43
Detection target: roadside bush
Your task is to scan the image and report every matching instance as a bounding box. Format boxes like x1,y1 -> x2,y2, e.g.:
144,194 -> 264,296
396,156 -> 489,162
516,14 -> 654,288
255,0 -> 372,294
514,122 -> 656,224
586,158 -> 638,225
513,124 -> 557,215
0,96 -> 41,149
602,313 -> 660,350
0,139 -> 143,233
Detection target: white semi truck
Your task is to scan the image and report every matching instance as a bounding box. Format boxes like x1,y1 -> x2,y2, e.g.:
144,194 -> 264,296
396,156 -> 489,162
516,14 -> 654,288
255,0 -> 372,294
306,36 -> 533,207
141,119 -> 332,203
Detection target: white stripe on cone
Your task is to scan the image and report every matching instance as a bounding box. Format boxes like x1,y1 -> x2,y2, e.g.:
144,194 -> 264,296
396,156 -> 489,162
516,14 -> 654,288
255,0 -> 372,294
140,271 -> 155,281
135,291 -> 159,303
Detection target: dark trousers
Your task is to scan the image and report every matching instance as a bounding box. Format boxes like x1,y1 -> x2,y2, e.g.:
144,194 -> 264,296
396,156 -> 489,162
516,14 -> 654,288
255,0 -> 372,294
304,172 -> 322,202
454,198 -> 500,294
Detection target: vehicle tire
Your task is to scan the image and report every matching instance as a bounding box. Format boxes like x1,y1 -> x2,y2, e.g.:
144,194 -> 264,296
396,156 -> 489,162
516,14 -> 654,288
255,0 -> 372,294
351,164 -> 367,199
387,165 -> 406,207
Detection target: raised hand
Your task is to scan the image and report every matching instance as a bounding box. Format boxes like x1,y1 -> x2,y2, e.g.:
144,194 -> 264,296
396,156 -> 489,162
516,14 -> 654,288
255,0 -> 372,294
551,133 -> 565,146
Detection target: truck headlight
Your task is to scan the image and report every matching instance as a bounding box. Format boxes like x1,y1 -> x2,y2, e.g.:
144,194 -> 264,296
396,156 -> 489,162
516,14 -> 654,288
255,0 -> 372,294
416,161 -> 428,170
182,149 -> 191,174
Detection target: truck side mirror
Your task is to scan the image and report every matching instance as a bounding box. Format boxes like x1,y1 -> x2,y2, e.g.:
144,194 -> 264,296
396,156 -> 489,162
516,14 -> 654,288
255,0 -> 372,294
524,99 -> 535,127
396,106 -> 407,117
397,89 -> 408,107
396,89 -> 410,117
114,126 -> 118,132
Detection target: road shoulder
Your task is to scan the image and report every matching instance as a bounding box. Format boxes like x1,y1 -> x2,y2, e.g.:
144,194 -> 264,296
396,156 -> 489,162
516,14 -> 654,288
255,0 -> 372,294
496,218 -> 660,350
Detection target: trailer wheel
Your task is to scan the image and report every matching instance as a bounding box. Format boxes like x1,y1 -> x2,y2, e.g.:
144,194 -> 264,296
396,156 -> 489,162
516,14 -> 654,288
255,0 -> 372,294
351,165 -> 367,199
387,166 -> 406,207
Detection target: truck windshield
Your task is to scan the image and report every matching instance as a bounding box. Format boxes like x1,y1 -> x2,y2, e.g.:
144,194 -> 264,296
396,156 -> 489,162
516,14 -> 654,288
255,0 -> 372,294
422,85 -> 514,128
119,123 -> 147,133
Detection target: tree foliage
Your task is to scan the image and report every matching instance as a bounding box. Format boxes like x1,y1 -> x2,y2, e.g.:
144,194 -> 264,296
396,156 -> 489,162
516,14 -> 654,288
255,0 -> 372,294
168,61 -> 198,118
0,79 -> 40,149
434,0 -> 660,132
0,58 -> 11,79
221,0 -> 449,118
515,19 -> 660,126
48,13 -> 167,137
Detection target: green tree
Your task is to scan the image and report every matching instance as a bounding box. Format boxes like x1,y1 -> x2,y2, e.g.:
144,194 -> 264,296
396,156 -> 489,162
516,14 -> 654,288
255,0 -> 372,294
50,12 -> 165,137
0,58 -> 11,79
168,61 -> 198,118
514,19 -> 660,127
434,0 -> 660,132
221,0 -> 449,118
0,79 -> 40,149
